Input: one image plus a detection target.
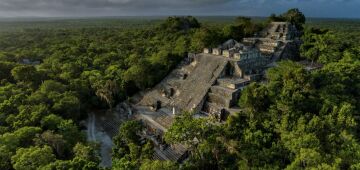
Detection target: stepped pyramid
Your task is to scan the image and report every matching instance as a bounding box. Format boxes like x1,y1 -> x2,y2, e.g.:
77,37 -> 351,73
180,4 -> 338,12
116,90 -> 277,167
129,22 -> 299,162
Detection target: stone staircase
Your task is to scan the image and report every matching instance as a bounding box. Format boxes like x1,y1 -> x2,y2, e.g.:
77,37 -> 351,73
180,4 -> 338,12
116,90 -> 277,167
154,108 -> 174,129
173,54 -> 229,112
133,105 -> 174,132
203,77 -> 248,115
153,144 -> 188,162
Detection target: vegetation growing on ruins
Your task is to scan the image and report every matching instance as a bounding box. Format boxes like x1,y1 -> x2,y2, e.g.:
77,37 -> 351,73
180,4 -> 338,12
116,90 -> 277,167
166,60 -> 359,169
268,8 -> 306,30
162,17 -> 360,170
0,8 -> 359,170
222,16 -> 264,42
108,10 -> 360,170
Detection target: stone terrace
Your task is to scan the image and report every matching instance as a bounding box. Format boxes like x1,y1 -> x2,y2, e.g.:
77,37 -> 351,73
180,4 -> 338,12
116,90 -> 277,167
127,21 -> 300,162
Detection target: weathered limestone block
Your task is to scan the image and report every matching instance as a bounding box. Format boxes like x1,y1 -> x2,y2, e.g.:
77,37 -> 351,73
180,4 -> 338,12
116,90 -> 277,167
203,48 -> 212,54
242,38 -> 257,44
222,50 -> 235,58
222,50 -> 229,57
234,53 -> 241,60
259,45 -> 276,53
212,48 -> 222,56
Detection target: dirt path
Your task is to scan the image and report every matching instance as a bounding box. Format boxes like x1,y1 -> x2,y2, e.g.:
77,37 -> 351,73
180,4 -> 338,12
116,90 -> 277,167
87,113 -> 96,141
86,112 -> 114,167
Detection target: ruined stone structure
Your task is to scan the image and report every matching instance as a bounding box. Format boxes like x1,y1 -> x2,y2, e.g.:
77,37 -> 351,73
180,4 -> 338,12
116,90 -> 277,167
243,22 -> 300,61
127,22 -> 300,162
261,22 -> 298,40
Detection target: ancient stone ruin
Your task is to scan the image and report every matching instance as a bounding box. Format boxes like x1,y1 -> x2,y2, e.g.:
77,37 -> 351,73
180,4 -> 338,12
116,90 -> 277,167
127,22 -> 300,161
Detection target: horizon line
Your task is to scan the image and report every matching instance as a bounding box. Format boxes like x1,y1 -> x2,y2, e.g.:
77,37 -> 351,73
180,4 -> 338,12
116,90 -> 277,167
0,15 -> 359,20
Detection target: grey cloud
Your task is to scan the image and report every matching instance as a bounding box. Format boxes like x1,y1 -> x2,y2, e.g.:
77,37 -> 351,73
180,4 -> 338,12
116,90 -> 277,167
0,0 -> 233,10
0,0 -> 359,18
0,0 -> 236,17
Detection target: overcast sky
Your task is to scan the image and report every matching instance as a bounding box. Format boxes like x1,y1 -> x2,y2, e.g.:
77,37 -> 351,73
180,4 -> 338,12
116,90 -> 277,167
0,0 -> 359,18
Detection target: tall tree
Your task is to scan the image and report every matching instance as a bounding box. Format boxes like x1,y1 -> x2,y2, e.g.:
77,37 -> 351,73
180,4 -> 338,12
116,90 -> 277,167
95,80 -> 118,110
11,146 -> 56,170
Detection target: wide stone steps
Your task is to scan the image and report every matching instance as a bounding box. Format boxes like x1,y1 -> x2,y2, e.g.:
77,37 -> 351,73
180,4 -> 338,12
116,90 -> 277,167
152,151 -> 166,160
173,54 -> 229,112
153,144 -> 187,162
258,46 -> 277,53
154,109 -> 174,130
159,108 -> 173,115
133,106 -> 173,132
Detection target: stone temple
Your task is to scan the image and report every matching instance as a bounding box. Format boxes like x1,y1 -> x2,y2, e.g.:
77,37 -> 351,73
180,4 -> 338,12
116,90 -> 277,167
128,22 -> 300,161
